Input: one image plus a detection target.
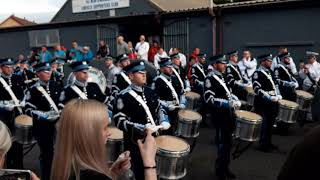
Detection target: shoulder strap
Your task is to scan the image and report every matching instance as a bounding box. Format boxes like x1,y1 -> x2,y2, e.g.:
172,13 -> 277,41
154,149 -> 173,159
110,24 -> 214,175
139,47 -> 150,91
158,75 -> 180,104
196,64 -> 206,78
0,77 -> 23,114
120,72 -> 132,85
36,85 -> 59,113
229,64 -> 242,80
171,67 -> 185,90
260,69 -> 277,93
128,90 -> 156,126
70,85 -> 88,100
212,74 -> 231,97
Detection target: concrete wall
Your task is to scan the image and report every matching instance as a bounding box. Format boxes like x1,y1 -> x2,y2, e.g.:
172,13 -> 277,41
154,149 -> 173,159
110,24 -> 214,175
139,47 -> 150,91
222,6 -> 320,63
52,0 -> 160,22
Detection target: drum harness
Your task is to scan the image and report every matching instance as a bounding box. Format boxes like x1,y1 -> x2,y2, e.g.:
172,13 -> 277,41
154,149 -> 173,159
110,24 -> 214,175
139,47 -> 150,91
158,75 -> 180,105
71,85 -> 88,99
0,77 -> 39,156
172,67 -> 185,92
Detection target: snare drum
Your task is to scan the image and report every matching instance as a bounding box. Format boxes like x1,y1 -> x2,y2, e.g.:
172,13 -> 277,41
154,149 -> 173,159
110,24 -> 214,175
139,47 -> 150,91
278,99 -> 299,123
296,90 -> 313,110
106,127 -> 124,163
235,110 -> 262,142
245,86 -> 255,107
176,110 -> 202,138
156,135 -> 190,180
185,91 -> 201,110
14,115 -> 35,145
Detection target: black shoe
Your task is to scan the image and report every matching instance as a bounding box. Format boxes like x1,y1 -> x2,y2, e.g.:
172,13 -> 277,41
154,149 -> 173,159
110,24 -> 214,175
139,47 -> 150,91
226,170 -> 236,179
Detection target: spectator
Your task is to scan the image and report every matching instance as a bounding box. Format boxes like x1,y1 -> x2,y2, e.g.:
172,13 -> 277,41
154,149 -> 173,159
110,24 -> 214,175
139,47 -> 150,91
81,46 -> 94,62
128,41 -> 137,60
53,45 -> 67,64
51,99 -> 157,180
190,48 -> 200,62
68,41 -> 83,61
271,47 -> 297,75
148,41 -> 159,63
135,35 -> 150,61
117,36 -> 130,56
103,56 -> 120,94
96,40 -> 110,59
154,47 -> 168,69
39,46 -> 52,63
0,121 -> 40,179
238,50 -> 257,83
170,48 -> 187,68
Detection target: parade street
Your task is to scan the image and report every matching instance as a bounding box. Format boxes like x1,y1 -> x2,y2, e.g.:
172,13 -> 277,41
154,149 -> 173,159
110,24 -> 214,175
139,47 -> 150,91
23,122 -> 315,180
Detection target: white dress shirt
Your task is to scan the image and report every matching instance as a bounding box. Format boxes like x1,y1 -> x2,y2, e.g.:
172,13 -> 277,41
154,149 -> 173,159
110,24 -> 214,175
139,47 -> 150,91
179,53 -> 187,68
271,56 -> 297,75
299,61 -> 320,90
135,41 -> 150,61
154,52 -> 168,69
238,58 -> 257,83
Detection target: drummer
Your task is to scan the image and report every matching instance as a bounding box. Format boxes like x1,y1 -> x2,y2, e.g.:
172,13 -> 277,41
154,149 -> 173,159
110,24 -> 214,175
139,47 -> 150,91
226,50 -> 249,100
203,54 -> 241,180
274,52 -> 299,101
24,62 -> 62,180
252,54 -> 282,152
170,53 -> 191,92
152,57 -> 186,135
59,60 -> 108,108
191,53 -> 207,95
113,60 -> 170,180
0,58 -> 26,169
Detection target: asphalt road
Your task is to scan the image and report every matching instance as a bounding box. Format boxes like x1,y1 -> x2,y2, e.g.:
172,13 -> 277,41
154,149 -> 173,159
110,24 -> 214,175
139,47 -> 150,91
21,120 -> 319,180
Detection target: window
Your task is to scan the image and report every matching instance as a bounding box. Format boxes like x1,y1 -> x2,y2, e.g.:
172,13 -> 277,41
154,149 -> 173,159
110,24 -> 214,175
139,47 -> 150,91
28,29 -> 60,47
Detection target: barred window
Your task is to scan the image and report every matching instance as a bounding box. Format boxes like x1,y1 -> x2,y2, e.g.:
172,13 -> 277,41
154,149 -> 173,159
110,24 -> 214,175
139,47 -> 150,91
28,29 -> 60,47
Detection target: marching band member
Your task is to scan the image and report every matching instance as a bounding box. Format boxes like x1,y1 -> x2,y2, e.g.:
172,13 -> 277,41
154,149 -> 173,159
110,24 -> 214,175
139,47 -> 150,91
252,54 -> 282,152
113,60 -> 170,180
16,59 -> 38,89
25,62 -> 62,180
299,51 -> 320,93
274,52 -> 299,135
0,58 -> 25,169
204,54 -> 240,180
152,57 -> 186,135
226,50 -> 249,100
238,50 -> 257,84
170,53 -> 191,92
59,61 -> 108,107
191,53 -> 207,94
274,52 -> 299,101
271,47 -> 297,75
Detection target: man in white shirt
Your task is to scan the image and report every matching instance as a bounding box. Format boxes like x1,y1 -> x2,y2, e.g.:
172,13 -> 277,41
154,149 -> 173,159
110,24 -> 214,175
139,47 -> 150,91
169,48 -> 187,68
271,47 -> 297,75
299,51 -> 320,92
135,35 -> 150,61
154,47 -> 168,69
238,50 -> 257,84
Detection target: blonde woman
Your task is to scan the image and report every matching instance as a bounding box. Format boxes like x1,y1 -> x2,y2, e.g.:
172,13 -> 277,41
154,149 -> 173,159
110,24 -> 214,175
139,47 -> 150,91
51,99 -> 157,180
0,121 -> 39,179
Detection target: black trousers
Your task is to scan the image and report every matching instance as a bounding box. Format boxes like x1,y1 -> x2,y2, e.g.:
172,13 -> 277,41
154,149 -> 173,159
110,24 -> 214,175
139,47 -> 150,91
211,108 -> 234,177
0,110 -> 24,169
33,121 -> 56,180
254,99 -> 279,147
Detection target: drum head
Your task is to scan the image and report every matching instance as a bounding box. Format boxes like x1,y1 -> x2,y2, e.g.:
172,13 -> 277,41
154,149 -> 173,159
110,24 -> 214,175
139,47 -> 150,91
279,99 -> 299,108
109,127 -> 123,140
178,110 -> 201,121
235,110 -> 262,122
156,135 -> 189,152
185,92 -> 201,99
296,90 -> 314,99
15,115 -> 33,126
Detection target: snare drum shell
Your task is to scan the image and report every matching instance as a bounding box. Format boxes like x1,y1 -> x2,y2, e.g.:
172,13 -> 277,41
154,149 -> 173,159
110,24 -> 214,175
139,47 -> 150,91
156,148 -> 190,179
15,124 -> 35,145
278,104 -> 299,124
106,139 -> 124,163
176,114 -> 202,138
235,118 -> 262,142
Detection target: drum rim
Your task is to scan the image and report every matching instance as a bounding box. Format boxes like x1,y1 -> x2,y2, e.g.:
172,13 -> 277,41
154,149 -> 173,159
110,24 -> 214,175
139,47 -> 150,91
156,136 -> 190,156
235,110 -> 262,123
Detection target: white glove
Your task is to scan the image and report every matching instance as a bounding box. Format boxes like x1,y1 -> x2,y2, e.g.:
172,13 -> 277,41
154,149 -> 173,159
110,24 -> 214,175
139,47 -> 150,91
277,95 -> 283,100
145,123 -> 160,133
160,122 -> 171,130
5,104 -> 15,111
179,103 -> 186,109
185,87 -> 191,92
168,104 -> 177,111
234,100 -> 241,108
32,110 -> 49,120
46,111 -> 60,121
270,96 -> 279,102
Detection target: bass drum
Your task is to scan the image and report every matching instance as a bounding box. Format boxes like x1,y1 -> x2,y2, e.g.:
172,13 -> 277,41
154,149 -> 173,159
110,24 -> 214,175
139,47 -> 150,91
67,66 -> 107,93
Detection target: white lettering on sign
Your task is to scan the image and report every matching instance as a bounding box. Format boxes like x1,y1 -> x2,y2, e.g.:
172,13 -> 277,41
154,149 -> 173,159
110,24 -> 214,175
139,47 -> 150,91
72,0 -> 129,13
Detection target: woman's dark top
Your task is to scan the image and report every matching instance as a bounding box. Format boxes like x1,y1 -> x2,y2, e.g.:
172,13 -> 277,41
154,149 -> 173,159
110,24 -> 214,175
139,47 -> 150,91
69,169 -> 111,180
